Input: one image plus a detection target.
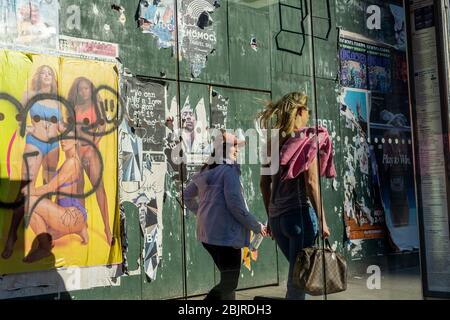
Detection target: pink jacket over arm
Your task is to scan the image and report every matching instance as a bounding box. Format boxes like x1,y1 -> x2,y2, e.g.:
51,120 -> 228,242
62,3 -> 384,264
280,127 -> 337,180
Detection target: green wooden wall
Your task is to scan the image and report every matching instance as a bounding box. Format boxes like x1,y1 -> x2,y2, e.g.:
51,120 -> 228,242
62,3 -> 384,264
19,0 -> 414,299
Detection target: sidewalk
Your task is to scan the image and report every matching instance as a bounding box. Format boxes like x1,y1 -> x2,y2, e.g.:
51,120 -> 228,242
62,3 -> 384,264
187,267 -> 422,300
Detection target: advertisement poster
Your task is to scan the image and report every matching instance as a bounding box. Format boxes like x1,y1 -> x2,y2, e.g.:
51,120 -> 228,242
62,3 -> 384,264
368,45 -> 392,93
137,0 -> 175,49
119,77 -> 167,280
339,30 -> 418,247
339,38 -> 367,89
336,1 -> 406,51
0,50 -> 121,274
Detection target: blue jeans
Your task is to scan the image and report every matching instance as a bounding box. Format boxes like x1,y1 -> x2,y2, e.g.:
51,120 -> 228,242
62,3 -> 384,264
269,207 -> 316,300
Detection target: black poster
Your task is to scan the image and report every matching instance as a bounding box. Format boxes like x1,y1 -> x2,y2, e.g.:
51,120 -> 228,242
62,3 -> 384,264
125,78 -> 167,152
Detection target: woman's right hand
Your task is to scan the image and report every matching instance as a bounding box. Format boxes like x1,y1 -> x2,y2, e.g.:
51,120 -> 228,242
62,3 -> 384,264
259,223 -> 268,237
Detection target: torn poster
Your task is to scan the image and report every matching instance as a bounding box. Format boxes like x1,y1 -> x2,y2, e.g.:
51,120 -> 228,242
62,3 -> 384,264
0,265 -> 122,299
178,0 -> 219,78
0,0 -> 17,44
389,4 -> 406,51
210,88 -> 229,130
119,77 -> 168,280
15,0 -> 58,49
340,87 -> 387,240
137,0 -> 175,49
165,95 -> 211,185
340,87 -> 371,138
125,77 -> 167,152
339,30 -> 418,249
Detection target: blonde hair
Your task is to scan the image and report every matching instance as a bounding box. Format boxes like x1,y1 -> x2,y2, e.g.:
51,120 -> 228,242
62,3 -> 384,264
32,65 -> 58,94
257,92 -> 308,136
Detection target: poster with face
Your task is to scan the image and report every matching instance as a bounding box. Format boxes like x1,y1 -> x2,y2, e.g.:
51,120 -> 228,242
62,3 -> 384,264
0,50 -> 121,274
164,94 -> 211,185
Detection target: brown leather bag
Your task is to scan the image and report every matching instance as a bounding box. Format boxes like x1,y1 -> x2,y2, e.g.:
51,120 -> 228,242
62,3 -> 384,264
293,238 -> 347,296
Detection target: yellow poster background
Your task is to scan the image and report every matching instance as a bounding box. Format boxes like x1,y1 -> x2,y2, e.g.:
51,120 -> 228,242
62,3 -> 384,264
0,49 -> 121,274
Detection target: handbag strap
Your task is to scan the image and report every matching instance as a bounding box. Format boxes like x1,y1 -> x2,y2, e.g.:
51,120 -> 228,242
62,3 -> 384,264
312,234 -> 333,250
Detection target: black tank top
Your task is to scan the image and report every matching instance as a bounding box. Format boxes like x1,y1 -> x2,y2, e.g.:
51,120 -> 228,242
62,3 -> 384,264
268,166 -> 308,218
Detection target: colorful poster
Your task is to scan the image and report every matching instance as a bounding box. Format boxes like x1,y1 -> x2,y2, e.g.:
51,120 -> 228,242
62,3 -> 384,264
178,0 -> 220,78
368,45 -> 392,93
0,50 -> 121,274
137,0 -> 175,49
339,87 -> 386,240
339,30 -> 418,247
339,38 -> 368,89
15,0 -> 58,49
119,77 -> 167,281
340,87 -> 371,138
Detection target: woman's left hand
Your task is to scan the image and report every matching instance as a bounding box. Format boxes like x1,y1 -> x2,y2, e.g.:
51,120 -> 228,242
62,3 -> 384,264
321,223 -> 330,239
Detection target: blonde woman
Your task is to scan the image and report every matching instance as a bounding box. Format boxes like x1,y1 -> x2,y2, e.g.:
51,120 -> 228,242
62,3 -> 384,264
258,92 -> 331,300
2,65 -> 62,259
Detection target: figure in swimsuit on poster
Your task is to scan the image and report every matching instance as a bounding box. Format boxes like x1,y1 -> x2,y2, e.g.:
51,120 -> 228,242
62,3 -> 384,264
2,65 -> 63,259
68,77 -> 114,246
23,131 -> 89,263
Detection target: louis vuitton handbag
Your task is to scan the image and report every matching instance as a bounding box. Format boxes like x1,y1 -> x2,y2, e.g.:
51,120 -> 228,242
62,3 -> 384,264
293,238 -> 347,295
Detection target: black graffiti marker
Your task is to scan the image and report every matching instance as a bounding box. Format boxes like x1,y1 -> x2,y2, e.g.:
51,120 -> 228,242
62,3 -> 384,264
81,85 -> 125,137
20,93 -> 76,141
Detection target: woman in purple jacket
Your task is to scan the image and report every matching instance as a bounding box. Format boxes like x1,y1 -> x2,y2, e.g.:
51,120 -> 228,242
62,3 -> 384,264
184,131 -> 267,300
